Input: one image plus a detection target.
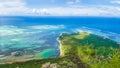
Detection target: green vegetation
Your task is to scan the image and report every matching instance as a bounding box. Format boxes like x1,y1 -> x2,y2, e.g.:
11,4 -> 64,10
0,32 -> 119,68
59,32 -> 120,68
0,57 -> 78,68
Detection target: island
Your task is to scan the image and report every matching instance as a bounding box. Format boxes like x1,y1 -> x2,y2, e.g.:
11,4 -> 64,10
0,32 -> 120,68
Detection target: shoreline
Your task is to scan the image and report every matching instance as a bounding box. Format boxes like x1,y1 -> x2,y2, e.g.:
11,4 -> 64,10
56,33 -> 63,57
57,38 -> 62,57
0,33 -> 63,65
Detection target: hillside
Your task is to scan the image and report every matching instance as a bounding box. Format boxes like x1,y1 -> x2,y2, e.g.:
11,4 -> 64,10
0,32 -> 120,68
59,32 -> 120,68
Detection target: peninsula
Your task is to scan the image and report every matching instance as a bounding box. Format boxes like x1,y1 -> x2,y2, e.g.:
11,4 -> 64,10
0,32 -> 120,68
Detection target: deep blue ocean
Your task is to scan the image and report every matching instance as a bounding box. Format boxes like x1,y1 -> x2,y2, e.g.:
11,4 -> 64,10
0,16 -> 120,62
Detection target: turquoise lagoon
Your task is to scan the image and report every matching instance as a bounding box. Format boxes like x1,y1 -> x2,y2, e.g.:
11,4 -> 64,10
0,16 -> 120,62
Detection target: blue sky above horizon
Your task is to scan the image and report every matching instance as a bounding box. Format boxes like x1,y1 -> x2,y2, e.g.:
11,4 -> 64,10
24,0 -> 120,7
0,0 -> 120,16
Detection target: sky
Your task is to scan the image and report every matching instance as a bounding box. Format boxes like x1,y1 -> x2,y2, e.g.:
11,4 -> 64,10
0,0 -> 120,16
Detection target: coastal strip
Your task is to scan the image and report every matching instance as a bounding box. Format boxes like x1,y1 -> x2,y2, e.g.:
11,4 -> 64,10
56,33 -> 63,57
0,58 -> 42,65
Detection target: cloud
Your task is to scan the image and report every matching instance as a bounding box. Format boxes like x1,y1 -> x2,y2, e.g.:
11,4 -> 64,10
0,0 -> 33,15
0,0 -> 120,16
111,0 -> 120,4
67,1 -> 75,4
33,6 -> 120,16
67,0 -> 80,4
0,0 -> 50,15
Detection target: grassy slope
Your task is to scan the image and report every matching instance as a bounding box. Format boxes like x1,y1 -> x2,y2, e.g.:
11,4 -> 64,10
59,32 -> 120,68
0,32 -> 120,68
0,57 -> 79,68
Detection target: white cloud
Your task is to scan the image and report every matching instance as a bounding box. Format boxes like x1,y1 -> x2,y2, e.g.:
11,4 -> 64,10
33,6 -> 120,16
0,0 -> 33,15
67,0 -> 80,4
76,0 -> 80,3
111,0 -> 120,4
67,1 -> 75,4
0,0 -> 120,16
